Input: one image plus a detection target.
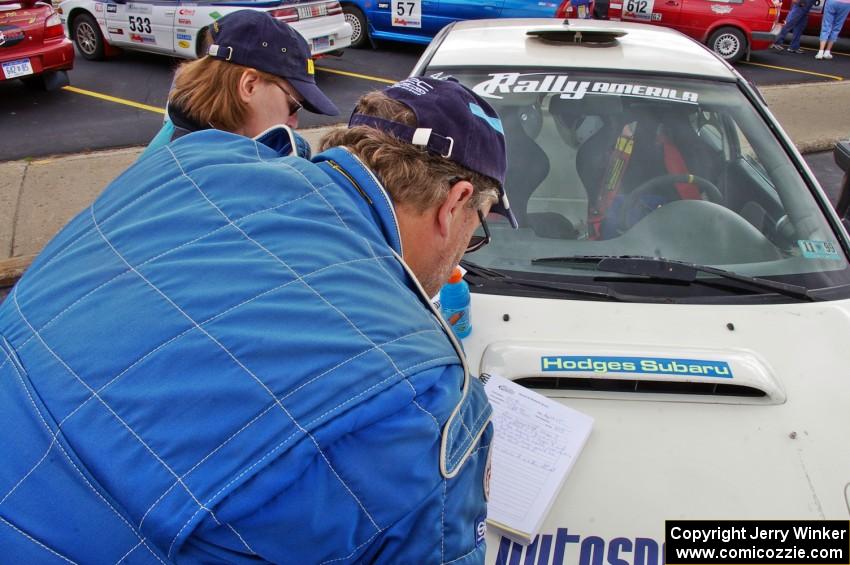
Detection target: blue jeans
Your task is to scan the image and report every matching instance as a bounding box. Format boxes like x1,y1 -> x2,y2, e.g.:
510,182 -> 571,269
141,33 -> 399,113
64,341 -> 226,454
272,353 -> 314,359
820,0 -> 850,42
776,0 -> 814,48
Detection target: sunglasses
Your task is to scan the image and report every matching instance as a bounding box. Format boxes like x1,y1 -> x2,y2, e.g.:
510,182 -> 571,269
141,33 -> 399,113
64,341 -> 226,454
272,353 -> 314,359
466,209 -> 491,254
274,82 -> 303,115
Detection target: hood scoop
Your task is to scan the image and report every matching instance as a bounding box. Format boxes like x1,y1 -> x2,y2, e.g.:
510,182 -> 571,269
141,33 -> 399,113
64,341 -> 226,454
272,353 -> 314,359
479,341 -> 785,405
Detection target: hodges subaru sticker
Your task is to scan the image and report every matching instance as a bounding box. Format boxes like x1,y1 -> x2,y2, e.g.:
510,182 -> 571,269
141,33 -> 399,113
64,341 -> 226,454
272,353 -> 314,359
541,355 -> 733,378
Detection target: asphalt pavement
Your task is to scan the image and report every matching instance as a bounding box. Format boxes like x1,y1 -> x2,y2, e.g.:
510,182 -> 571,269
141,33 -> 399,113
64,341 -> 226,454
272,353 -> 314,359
2,35 -> 850,161
0,42 -> 424,161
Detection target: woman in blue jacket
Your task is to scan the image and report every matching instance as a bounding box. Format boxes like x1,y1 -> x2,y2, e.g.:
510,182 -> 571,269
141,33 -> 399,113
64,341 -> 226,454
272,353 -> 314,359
141,9 -> 337,160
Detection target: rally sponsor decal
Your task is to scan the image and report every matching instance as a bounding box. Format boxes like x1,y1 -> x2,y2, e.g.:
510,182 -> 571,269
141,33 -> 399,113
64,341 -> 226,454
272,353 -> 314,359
178,8 -> 195,15
178,39 -> 190,48
0,25 -> 25,49
95,3 -> 103,12
176,32 -> 191,40
497,530 -> 665,565
540,355 -> 733,378
710,4 -> 732,13
129,32 -> 156,44
178,18 -> 191,24
209,10 -> 222,19
107,26 -> 123,34
126,3 -> 152,14
472,73 -> 699,103
107,4 -> 117,13
623,0 -> 654,20
392,0 -> 421,27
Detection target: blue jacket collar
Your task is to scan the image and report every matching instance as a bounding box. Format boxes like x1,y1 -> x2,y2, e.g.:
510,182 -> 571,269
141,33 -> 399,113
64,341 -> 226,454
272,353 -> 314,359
313,147 -> 404,255
254,125 -> 300,157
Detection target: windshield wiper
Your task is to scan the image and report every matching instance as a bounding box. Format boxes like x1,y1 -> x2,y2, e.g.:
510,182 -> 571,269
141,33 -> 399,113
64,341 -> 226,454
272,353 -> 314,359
530,255 -> 815,301
460,260 -> 624,301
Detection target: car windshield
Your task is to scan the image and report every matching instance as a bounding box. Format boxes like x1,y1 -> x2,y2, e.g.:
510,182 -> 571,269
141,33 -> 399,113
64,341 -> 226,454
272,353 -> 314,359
426,67 -> 850,301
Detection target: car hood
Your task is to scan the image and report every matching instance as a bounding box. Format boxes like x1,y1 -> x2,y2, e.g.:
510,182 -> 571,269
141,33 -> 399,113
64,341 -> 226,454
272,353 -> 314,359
463,293 -> 850,564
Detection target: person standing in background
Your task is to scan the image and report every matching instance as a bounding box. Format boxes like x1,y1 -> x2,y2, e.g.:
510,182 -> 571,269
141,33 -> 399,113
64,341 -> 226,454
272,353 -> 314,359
772,0 -> 816,53
816,0 -> 850,58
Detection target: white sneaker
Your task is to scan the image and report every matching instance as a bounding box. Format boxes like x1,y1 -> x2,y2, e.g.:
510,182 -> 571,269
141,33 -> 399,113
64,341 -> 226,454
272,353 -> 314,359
815,51 -> 824,59
824,51 -> 833,59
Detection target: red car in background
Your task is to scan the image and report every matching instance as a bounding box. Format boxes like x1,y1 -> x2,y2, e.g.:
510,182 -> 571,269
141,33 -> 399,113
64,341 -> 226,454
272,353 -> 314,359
560,0 -> 781,62
779,0 -> 850,38
1,0 -> 73,89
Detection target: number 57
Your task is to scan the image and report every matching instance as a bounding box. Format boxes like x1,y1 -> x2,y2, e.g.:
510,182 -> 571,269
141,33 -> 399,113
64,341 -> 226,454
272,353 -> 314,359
396,1 -> 415,15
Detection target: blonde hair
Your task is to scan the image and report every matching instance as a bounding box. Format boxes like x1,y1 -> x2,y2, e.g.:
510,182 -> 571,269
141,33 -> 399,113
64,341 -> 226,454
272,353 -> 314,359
169,56 -> 283,133
319,91 -> 499,212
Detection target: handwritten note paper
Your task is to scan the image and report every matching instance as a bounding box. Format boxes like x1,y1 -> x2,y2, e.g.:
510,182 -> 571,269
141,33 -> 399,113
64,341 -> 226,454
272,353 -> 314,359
482,373 -> 593,544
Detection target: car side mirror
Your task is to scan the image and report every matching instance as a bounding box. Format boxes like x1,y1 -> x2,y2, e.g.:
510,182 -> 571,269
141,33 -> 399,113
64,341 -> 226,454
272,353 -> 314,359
833,140 -> 850,231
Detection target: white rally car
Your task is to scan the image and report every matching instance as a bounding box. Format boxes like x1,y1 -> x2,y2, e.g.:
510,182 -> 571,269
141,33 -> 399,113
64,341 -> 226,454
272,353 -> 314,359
413,20 -> 850,565
57,0 -> 351,60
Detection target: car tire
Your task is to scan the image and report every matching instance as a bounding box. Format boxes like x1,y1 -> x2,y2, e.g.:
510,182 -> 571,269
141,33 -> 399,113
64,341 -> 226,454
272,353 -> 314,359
708,27 -> 746,63
73,12 -> 106,61
343,5 -> 369,48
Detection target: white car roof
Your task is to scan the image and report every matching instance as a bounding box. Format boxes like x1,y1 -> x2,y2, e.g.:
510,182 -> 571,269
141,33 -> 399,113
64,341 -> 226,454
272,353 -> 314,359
425,18 -> 738,81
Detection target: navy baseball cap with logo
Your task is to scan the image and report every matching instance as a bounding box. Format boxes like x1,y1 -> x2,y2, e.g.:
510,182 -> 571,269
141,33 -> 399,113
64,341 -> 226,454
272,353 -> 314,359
349,77 -> 517,228
207,10 -> 339,116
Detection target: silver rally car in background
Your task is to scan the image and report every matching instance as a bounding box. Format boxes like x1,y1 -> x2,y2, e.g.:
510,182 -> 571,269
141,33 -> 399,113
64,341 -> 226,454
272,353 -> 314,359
413,19 -> 850,565
57,0 -> 351,60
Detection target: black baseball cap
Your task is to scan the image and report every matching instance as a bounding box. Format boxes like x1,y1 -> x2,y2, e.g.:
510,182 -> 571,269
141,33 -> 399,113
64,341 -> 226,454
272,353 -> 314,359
349,77 -> 517,228
207,10 -> 339,116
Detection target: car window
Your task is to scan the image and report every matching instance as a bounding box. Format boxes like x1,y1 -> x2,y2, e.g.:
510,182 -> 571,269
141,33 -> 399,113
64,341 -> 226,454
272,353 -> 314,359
426,68 -> 850,297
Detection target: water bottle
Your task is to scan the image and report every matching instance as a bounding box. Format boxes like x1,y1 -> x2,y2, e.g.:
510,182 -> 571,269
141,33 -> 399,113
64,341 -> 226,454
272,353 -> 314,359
440,267 -> 471,339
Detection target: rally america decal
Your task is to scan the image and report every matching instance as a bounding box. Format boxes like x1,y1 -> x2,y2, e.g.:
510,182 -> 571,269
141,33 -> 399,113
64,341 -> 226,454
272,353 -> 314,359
130,33 -> 156,44
472,73 -> 699,103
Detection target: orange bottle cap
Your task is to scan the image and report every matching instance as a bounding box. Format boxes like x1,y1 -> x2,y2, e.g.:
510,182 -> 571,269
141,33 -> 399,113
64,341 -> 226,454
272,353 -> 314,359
448,267 -> 463,284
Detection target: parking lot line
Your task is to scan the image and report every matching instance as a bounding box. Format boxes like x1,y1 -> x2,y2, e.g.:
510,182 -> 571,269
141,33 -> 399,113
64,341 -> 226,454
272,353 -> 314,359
315,66 -> 397,84
62,86 -> 166,115
738,60 -> 844,81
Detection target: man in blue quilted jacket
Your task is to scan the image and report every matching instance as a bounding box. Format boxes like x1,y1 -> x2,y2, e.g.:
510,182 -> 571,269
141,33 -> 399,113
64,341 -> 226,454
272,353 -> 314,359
0,75 -> 517,563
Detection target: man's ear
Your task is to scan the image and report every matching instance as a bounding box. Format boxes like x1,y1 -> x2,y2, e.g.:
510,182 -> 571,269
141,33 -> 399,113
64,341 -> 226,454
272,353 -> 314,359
237,68 -> 261,104
436,180 -> 475,239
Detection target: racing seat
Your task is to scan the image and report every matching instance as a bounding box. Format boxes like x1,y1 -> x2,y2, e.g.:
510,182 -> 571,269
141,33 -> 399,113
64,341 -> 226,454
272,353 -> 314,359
501,105 -> 578,239
572,103 -> 714,237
